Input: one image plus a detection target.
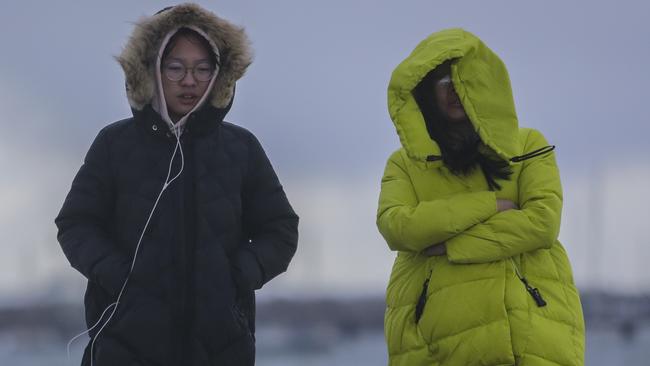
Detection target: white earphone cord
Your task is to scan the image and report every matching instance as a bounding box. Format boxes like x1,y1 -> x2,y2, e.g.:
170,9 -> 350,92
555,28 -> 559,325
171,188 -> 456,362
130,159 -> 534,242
67,126 -> 185,366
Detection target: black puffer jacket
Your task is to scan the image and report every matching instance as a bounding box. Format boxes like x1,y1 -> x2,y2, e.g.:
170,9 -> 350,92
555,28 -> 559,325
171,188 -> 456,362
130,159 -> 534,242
56,4 -> 298,366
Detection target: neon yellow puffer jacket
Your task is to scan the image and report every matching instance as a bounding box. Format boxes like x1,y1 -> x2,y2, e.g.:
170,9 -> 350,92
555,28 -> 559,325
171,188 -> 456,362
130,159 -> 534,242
377,29 -> 585,366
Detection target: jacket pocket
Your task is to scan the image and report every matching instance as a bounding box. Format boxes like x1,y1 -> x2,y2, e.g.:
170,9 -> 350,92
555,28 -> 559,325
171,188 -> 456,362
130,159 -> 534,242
510,258 -> 547,307
415,270 -> 433,324
232,302 -> 250,334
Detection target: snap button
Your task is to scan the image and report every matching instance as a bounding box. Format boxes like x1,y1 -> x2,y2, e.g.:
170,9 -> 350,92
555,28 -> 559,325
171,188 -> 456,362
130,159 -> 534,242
152,124 -> 158,131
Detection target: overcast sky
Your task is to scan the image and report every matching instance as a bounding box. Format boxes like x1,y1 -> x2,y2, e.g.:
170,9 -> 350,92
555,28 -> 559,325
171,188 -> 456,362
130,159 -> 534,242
1,0 -> 649,304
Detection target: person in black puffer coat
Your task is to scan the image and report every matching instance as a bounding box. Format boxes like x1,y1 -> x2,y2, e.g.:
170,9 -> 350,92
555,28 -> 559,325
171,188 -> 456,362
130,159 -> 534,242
55,4 -> 299,366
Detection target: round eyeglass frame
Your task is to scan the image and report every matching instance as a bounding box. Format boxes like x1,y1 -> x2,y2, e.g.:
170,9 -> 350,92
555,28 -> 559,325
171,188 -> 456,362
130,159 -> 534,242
162,62 -> 215,82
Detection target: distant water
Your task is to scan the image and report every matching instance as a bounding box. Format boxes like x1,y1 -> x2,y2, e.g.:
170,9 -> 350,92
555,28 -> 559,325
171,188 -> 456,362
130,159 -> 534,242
1,326 -> 649,365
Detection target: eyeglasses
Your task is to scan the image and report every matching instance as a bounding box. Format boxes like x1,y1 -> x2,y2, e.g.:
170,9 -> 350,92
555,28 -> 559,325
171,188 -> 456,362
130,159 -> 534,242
436,74 -> 461,96
436,75 -> 453,89
162,62 -> 215,82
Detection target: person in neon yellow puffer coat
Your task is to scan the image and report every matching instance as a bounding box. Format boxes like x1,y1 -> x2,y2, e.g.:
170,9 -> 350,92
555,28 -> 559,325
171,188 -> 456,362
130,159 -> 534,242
377,28 -> 585,366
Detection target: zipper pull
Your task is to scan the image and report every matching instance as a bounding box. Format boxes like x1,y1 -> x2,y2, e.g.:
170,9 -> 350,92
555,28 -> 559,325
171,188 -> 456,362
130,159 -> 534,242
520,277 -> 547,307
415,270 -> 432,323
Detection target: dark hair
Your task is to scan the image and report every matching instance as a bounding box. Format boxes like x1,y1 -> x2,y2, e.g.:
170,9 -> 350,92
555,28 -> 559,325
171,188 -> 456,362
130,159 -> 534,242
412,60 -> 512,191
160,27 -> 218,68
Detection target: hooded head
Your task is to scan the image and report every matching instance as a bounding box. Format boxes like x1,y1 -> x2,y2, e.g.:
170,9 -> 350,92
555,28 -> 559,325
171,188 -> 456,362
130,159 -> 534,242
387,28 -> 519,164
116,3 -> 253,132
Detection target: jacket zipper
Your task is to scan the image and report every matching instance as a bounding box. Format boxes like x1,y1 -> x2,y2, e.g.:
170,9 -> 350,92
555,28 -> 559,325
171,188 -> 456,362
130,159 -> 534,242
177,133 -> 192,364
415,269 -> 433,323
509,258 -> 546,307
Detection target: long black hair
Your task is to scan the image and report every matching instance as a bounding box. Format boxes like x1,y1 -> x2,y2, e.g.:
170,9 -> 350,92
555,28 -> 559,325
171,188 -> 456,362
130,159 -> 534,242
412,60 -> 512,191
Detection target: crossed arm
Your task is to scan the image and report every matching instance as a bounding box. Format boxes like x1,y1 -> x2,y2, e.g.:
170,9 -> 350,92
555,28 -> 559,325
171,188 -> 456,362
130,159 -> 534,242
422,198 -> 517,257
377,129 -> 561,264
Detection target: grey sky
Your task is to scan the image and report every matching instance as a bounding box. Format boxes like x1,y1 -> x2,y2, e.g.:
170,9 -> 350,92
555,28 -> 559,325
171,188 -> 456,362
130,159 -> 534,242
3,1 -> 649,173
1,1 -> 649,302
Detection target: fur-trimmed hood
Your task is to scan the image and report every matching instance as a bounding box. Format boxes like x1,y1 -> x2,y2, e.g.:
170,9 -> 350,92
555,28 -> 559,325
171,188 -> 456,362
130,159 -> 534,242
117,3 -> 253,111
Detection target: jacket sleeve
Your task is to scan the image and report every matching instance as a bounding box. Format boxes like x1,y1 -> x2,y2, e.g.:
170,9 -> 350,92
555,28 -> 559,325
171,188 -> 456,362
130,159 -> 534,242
446,129 -> 562,264
377,150 -> 498,252
55,128 -> 130,297
233,133 -> 299,293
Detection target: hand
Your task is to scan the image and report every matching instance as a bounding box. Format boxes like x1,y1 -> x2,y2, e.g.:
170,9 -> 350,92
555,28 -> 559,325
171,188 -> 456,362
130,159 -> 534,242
497,199 -> 518,212
422,243 -> 447,257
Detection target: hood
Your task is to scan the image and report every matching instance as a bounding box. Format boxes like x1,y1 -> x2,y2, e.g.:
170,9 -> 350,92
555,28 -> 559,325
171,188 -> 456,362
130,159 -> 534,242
387,28 -> 519,163
116,3 -> 253,114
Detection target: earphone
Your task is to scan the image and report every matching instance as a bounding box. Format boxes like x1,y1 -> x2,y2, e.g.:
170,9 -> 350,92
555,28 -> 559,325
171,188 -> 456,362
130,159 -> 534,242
67,124 -> 185,366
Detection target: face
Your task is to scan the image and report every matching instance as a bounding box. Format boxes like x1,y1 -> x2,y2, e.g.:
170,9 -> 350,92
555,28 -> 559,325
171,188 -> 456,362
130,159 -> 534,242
434,75 -> 468,123
161,35 -> 213,121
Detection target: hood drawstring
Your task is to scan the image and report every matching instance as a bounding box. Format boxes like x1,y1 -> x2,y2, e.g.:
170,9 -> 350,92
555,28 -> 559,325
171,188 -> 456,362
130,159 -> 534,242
427,145 -> 555,164
510,145 -> 555,163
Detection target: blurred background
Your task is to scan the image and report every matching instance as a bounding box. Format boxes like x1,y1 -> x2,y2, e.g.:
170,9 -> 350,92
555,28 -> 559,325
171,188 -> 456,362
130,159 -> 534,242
1,0 -> 649,365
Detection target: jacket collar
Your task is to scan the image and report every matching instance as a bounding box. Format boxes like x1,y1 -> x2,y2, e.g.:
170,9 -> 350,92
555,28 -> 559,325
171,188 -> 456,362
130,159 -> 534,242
133,101 -> 231,140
